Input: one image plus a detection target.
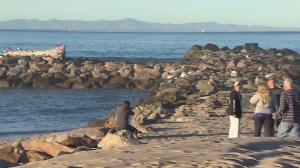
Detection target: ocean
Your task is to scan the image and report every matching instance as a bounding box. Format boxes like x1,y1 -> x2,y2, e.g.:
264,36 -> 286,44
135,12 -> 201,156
0,88 -> 148,139
1,30 -> 300,59
0,30 -> 300,139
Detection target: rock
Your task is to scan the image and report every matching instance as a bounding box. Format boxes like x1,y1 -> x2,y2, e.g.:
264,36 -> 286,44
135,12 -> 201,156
227,60 -> 236,68
104,62 -> 123,72
244,43 -> 259,52
104,75 -> 125,88
48,66 -> 63,74
26,150 -> 52,162
281,48 -> 298,56
133,64 -> 161,80
221,46 -> 230,51
196,81 -> 217,96
0,67 -> 7,78
147,112 -> 161,122
66,62 -> 77,72
183,45 -> 206,62
232,45 -> 244,53
105,117 -> 116,128
60,135 -> 98,148
44,134 -> 70,143
4,56 -> 19,65
32,76 -> 53,88
71,82 -> 92,89
231,71 -> 239,77
204,96 -> 222,107
0,80 -> 10,87
191,105 -> 210,118
173,105 -> 192,118
7,66 -> 23,77
97,131 -> 138,148
236,60 -> 247,68
175,77 -> 191,88
203,43 -> 219,52
0,142 -> 28,166
118,65 -> 133,78
22,140 -> 75,157
154,88 -> 180,103
18,57 -> 30,67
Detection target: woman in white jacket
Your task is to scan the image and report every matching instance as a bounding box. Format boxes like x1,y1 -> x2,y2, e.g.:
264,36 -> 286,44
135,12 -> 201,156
250,83 -> 277,137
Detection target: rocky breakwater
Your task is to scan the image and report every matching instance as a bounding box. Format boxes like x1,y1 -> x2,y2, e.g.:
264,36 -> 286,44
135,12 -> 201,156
1,43 -> 300,167
0,56 -> 166,91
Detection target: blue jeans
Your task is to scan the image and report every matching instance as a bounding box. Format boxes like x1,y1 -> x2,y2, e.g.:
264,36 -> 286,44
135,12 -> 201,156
277,122 -> 300,138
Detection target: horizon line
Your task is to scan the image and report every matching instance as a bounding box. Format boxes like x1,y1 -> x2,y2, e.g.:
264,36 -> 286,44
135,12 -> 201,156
1,18 -> 300,29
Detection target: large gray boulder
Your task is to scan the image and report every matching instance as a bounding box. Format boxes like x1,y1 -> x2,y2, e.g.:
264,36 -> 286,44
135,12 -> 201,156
183,45 -> 203,62
203,43 -> 219,52
196,81 -> 217,96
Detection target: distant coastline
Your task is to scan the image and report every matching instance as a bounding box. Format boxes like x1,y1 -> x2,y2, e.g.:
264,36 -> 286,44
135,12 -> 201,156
2,29 -> 300,33
0,18 -> 300,32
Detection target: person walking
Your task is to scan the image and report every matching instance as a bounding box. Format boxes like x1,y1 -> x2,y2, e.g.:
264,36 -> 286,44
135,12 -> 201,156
250,83 -> 277,137
227,82 -> 242,138
273,78 -> 300,138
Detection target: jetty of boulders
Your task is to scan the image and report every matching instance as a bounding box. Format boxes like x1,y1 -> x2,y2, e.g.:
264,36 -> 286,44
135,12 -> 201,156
0,43 -> 300,167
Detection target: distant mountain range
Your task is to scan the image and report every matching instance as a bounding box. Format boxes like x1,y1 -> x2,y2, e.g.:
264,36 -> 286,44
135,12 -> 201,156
0,18 -> 299,32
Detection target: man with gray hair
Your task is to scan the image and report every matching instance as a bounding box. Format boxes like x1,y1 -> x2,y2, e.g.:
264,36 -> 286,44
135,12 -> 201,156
272,78 -> 300,137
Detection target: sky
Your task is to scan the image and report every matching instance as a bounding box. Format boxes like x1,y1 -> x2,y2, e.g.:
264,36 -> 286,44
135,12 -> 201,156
0,0 -> 299,27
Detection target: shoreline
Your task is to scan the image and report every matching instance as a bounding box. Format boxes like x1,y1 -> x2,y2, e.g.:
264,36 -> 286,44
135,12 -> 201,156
1,43 -> 300,167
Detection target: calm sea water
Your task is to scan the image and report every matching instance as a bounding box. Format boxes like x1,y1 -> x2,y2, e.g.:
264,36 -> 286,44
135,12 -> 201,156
0,88 -> 148,139
0,30 -> 300,139
0,30 -> 300,60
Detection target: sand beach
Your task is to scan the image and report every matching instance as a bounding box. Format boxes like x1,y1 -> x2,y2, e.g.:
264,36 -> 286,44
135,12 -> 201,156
14,114 -> 300,168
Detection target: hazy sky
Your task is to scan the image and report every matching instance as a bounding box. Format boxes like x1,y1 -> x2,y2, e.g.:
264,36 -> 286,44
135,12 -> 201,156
0,0 -> 299,27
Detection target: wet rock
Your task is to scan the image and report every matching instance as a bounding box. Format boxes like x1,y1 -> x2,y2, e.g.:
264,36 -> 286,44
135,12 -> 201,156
4,56 -> 19,65
183,45 -> 203,62
32,76 -> 53,88
60,135 -> 98,148
244,43 -> 259,52
0,142 -> 28,166
22,140 -> 74,157
7,66 -> 23,77
203,43 -> 219,52
26,150 -> 52,162
227,60 -> 236,68
196,81 -> 217,96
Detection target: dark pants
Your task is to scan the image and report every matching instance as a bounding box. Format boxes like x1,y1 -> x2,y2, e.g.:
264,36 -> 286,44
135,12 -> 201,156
254,116 -> 274,137
116,125 -> 137,133
109,125 -> 138,134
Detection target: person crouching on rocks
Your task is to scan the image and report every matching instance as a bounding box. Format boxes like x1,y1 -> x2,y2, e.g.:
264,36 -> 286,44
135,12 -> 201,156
227,82 -> 243,138
112,100 -> 138,140
250,83 -> 277,137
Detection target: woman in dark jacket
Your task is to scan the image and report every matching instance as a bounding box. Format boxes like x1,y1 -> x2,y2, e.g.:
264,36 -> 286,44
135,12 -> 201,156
227,82 -> 242,138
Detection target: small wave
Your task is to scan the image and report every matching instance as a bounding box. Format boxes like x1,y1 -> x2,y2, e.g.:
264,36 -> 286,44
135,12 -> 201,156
0,129 -> 70,140
0,129 -> 63,136
66,56 -> 182,63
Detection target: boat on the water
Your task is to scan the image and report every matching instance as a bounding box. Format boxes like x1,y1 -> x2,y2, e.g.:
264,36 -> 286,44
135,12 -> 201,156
2,44 -> 65,60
